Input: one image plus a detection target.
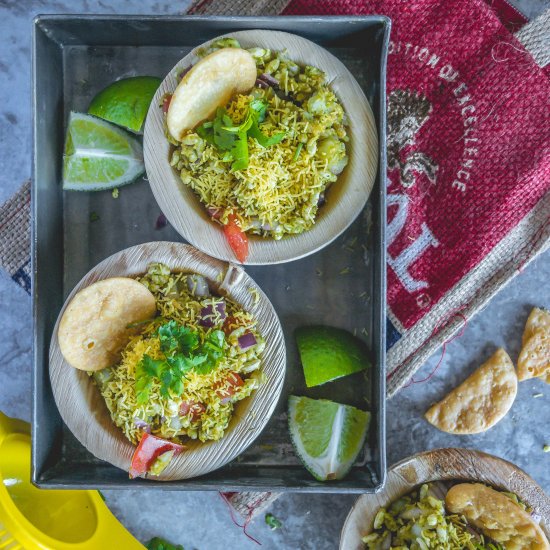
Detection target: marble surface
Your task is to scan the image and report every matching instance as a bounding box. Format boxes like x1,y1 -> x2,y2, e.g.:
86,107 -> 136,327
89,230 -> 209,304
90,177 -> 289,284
0,1 -> 548,549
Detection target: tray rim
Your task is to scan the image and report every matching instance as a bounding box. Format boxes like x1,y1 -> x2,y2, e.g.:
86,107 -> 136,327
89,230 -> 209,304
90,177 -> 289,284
31,13 -> 390,492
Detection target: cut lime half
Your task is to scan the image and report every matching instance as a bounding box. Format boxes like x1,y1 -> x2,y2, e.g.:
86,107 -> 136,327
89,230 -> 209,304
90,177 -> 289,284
63,112 -> 144,191
296,326 -> 371,387
88,76 -> 161,133
288,395 -> 370,481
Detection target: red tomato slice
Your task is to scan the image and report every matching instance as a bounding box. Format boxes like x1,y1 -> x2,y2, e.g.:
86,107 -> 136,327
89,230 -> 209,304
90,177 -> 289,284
129,433 -> 185,479
223,215 -> 248,263
162,94 -> 172,114
179,400 -> 206,421
222,315 -> 243,336
215,372 -> 245,403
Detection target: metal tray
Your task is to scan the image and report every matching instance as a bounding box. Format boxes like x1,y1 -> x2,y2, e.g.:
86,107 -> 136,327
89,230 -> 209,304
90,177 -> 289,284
32,15 -> 389,492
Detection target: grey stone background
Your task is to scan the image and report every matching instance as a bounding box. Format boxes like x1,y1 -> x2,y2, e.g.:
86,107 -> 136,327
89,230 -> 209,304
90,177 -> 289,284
0,1 -> 548,549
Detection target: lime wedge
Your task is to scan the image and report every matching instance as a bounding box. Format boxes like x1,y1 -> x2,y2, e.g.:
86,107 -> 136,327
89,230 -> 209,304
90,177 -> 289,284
295,326 -> 371,387
88,76 -> 161,133
63,112 -> 144,191
288,395 -> 370,481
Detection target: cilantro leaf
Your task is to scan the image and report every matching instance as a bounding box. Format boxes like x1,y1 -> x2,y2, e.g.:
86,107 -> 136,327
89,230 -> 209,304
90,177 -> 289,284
146,536 -> 184,550
136,355 -> 165,404
265,513 -> 282,530
195,99 -> 285,172
195,330 -> 226,374
213,108 -> 236,151
208,329 -> 225,348
158,321 -> 198,356
248,121 -> 285,148
135,324 -> 227,401
229,130 -> 249,171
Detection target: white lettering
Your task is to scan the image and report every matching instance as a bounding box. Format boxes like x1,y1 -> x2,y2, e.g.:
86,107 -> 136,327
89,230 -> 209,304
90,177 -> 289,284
464,116 -> 477,127
427,53 -> 440,68
388,223 -> 440,292
418,47 -> 429,62
387,194 -> 409,245
452,180 -> 467,192
439,64 -> 459,82
453,82 -> 467,96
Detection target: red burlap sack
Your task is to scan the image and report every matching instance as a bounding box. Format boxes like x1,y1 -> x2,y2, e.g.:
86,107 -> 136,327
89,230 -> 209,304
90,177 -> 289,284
284,0 -> 550,394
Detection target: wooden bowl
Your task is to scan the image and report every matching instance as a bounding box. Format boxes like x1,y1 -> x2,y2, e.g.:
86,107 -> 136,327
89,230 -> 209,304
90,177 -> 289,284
49,242 -> 286,480
340,448 -> 550,549
144,29 -> 378,265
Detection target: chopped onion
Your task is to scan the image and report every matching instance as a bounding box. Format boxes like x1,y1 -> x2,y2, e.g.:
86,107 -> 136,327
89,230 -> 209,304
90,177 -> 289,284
155,213 -> 168,229
262,221 -> 280,231
238,332 -> 257,350
186,274 -> 210,298
199,300 -> 226,327
206,206 -> 222,220
255,78 -> 269,89
178,65 -> 193,80
168,416 -> 181,430
133,418 -> 151,434
258,73 -> 279,87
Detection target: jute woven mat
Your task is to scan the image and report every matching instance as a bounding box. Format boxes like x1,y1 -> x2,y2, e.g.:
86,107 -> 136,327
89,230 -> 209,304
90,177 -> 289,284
1,0 -> 548,528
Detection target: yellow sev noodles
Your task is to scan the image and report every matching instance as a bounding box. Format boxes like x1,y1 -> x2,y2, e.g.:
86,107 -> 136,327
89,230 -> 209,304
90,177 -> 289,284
94,264 -> 264,445
170,44 -> 349,239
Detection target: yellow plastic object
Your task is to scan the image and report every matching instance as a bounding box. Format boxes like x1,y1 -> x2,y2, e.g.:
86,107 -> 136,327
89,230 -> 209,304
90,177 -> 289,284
0,411 -> 144,550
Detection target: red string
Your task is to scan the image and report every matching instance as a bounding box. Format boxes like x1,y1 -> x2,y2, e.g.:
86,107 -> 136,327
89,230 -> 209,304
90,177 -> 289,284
402,308 -> 468,388
219,492 -> 262,546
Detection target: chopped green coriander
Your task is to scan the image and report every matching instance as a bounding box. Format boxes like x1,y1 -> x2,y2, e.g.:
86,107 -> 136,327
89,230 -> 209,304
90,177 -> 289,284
293,142 -> 303,161
146,536 -> 184,550
265,513 -> 282,530
544,445 -> 550,453
135,320 -> 226,404
89,211 -> 100,222
196,99 -> 285,171
112,187 -> 119,198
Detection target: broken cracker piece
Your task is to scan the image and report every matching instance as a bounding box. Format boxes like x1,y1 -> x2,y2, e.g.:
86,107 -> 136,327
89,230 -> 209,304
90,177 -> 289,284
522,307 -> 550,346
424,348 -> 517,434
517,307 -> 550,381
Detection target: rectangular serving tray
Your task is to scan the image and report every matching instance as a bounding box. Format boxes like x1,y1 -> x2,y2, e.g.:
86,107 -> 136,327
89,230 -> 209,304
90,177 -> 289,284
32,15 -> 389,492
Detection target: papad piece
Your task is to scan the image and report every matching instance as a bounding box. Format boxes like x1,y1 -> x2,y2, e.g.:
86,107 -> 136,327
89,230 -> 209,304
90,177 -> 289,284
424,348 -> 517,434
167,48 -> 257,141
522,307 -> 550,346
446,483 -> 550,550
518,308 -> 550,381
58,277 -> 156,371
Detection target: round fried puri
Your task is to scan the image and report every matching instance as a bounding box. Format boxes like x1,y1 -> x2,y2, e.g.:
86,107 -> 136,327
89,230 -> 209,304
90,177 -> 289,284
58,277 -> 156,371
446,483 -> 550,550
424,348 -> 517,434
167,48 -> 257,140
